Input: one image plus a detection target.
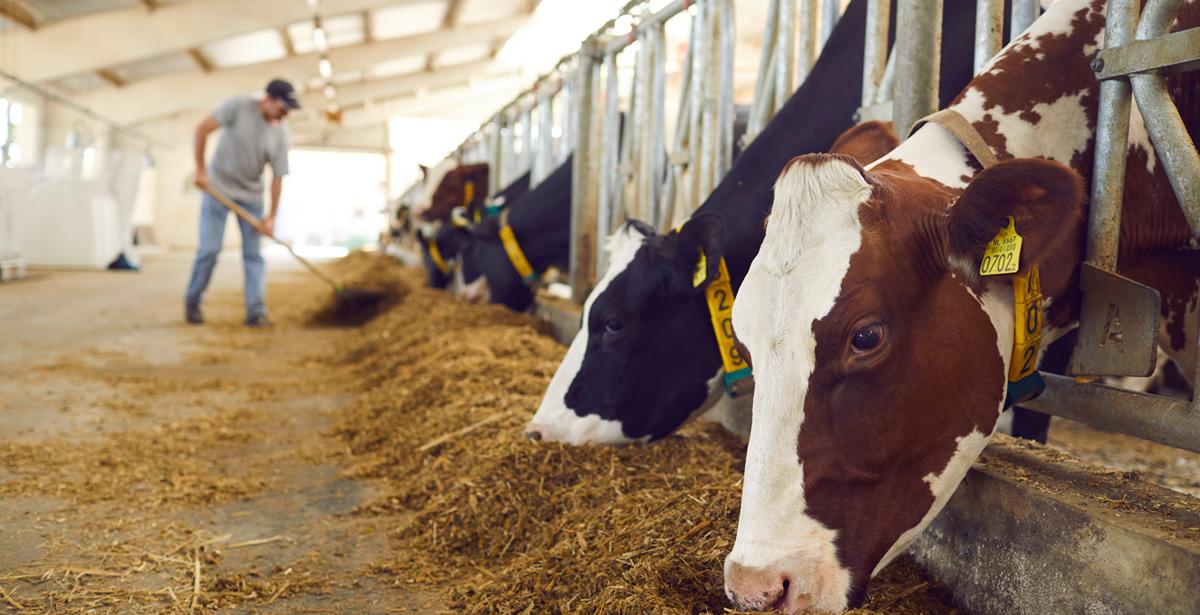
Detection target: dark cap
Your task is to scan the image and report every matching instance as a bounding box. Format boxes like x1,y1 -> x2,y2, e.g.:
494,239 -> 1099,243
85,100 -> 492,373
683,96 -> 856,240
266,79 -> 301,110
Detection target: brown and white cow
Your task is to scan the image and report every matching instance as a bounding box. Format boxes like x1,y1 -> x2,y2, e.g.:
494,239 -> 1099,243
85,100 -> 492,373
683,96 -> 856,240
724,0 -> 1200,611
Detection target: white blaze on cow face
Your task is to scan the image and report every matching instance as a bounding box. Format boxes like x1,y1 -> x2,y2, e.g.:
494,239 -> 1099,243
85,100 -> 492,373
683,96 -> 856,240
724,156 -> 871,614
525,224 -> 649,445
413,159 -> 458,218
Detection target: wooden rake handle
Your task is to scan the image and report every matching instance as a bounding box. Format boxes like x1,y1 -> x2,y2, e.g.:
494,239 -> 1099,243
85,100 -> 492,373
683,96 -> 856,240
203,186 -> 342,291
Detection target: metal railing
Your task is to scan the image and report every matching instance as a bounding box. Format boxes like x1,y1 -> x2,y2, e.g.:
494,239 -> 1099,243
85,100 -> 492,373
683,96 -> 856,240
1018,0 -> 1200,455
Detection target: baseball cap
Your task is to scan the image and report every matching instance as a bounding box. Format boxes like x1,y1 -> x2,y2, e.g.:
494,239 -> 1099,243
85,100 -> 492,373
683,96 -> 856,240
266,79 -> 301,110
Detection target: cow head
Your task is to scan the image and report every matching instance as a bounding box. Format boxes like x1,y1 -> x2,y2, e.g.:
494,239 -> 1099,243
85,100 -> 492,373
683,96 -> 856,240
723,153 -> 1083,612
525,214 -> 728,444
418,162 -> 488,222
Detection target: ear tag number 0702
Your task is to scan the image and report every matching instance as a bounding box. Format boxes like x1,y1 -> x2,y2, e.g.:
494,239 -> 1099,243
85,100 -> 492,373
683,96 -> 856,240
980,216 -> 1022,276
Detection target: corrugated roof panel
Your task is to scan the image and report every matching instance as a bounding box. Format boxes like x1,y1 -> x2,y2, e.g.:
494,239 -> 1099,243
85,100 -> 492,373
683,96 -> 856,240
111,51 -> 197,82
371,0 -> 447,40
288,13 -> 366,55
369,55 -> 428,79
458,0 -> 523,26
432,43 -> 492,69
201,28 -> 288,69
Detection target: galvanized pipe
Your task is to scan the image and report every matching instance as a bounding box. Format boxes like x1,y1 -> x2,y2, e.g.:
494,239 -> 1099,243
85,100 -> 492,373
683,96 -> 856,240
893,0 -> 942,138
1010,0 -> 1040,38
862,0 -> 891,108
1024,374 -> 1200,455
775,0 -> 797,113
798,0 -> 820,85
570,48 -> 602,302
745,0 -> 781,143
715,0 -> 736,181
974,0 -> 1004,75
598,51 -> 621,242
821,0 -> 841,46
603,0 -> 691,56
1083,0 -> 1139,273
647,23 -> 668,228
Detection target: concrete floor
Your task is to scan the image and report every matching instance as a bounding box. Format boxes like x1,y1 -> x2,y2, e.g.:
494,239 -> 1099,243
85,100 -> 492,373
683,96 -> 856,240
0,252 -> 437,613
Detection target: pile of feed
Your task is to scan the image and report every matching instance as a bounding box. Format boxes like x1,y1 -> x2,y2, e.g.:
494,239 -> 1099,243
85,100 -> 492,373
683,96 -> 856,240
294,250 -> 410,326
329,254 -> 961,613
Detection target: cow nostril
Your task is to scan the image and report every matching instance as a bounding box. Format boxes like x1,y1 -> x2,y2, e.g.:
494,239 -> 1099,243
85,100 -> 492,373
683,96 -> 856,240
525,429 -> 543,441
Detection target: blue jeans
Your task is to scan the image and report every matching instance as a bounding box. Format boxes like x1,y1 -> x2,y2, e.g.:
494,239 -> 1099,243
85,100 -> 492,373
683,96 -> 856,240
185,193 -> 266,318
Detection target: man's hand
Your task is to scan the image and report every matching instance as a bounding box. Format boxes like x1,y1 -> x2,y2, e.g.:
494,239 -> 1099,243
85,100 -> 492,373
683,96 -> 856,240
259,214 -> 276,238
194,171 -> 210,191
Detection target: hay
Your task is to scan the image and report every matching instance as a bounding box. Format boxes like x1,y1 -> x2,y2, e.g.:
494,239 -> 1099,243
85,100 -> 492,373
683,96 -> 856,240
302,251 -> 410,326
330,261 -> 960,614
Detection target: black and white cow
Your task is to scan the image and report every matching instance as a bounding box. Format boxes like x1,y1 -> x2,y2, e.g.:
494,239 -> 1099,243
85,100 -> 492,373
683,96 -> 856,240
418,169 -> 532,289
525,0 -> 985,444
459,156 -> 575,311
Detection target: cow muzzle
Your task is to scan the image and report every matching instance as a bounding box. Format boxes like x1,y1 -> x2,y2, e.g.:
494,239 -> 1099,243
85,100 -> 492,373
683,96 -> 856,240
724,553 -> 847,614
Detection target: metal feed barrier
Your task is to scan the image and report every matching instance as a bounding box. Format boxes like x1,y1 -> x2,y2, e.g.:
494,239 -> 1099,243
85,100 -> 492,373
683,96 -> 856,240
404,0 -> 1200,457
1024,0 -> 1200,455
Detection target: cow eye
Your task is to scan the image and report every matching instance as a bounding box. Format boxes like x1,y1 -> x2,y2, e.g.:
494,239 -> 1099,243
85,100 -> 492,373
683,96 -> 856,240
604,319 -> 625,335
851,324 -> 885,353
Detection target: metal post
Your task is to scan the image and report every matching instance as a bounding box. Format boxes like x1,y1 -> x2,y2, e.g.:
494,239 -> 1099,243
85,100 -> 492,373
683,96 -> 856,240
745,0 -> 781,143
862,0 -> 891,108
1010,0 -> 1040,39
774,0 -> 797,113
821,0 -> 841,46
598,50 -> 621,247
715,0 -> 736,181
570,48 -> 602,303
645,22 -> 667,229
798,0 -> 820,84
520,104 -> 534,181
1084,0 -> 1139,273
974,0 -> 1004,75
893,0 -> 942,138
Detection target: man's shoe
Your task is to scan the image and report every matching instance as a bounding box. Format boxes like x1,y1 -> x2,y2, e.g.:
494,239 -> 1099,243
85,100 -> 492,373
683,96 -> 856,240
245,313 -> 273,328
186,305 -> 204,324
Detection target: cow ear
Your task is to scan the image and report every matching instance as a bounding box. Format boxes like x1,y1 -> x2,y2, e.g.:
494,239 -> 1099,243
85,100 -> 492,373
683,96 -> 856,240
418,163 -> 430,179
829,120 -> 899,166
673,212 -> 726,293
947,158 -> 1084,283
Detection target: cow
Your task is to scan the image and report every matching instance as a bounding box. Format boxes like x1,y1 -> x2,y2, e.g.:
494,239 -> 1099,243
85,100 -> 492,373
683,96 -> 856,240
524,0 -> 983,445
723,0 -> 1200,611
458,155 -> 575,311
417,169 -> 532,289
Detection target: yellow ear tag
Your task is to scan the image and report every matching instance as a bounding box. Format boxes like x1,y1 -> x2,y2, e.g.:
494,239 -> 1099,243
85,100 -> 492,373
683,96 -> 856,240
693,251 -> 708,288
980,215 -> 1022,276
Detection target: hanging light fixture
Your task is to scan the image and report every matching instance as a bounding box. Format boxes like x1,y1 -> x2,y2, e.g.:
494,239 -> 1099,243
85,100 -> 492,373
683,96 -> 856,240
318,56 -> 333,79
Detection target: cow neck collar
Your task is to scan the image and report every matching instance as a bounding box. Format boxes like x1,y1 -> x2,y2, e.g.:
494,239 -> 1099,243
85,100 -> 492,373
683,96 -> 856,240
498,207 -> 539,285
427,238 -> 452,275
914,108 -> 1045,409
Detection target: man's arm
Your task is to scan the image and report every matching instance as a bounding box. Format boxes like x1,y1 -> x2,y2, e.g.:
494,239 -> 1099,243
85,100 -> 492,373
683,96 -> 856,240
261,175 -> 282,237
193,115 -> 220,190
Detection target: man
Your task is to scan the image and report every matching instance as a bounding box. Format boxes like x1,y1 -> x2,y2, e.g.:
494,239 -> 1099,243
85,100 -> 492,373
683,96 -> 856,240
184,78 -> 297,326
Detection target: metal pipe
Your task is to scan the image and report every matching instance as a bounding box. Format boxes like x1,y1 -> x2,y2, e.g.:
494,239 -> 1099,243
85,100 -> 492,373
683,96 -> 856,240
1010,0 -> 1040,39
746,0 -> 781,143
775,0 -> 797,114
1083,0 -> 1139,272
603,0 -> 691,56
520,105 -> 534,181
570,47 -> 601,302
862,0 -> 891,108
687,3 -> 706,214
974,0 -> 1004,75
798,0 -> 820,85
648,23 -> 668,228
821,0 -> 841,47
1024,374 -> 1200,455
598,51 -> 621,243
893,0 -> 942,138
716,0 -> 736,180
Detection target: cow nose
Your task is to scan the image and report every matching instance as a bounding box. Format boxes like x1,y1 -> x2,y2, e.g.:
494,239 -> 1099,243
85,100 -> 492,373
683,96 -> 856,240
524,428 -> 543,441
725,561 -> 812,613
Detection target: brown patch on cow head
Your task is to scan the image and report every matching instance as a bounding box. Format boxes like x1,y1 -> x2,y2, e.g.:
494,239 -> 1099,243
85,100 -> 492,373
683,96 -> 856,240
421,163 -> 489,221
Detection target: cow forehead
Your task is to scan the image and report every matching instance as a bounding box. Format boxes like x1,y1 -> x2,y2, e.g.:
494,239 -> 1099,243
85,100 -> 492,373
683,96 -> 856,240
739,158 -> 873,345
419,159 -> 459,202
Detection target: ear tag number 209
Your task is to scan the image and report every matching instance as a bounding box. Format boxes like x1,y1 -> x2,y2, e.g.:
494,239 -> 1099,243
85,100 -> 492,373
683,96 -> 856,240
980,216 -> 1022,276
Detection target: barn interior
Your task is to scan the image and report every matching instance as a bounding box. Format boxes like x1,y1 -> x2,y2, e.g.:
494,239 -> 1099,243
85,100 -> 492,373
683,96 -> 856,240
1,0 -> 1198,613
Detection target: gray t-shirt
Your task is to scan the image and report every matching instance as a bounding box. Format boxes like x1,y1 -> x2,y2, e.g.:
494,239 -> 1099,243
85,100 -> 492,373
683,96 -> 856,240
208,96 -> 289,204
